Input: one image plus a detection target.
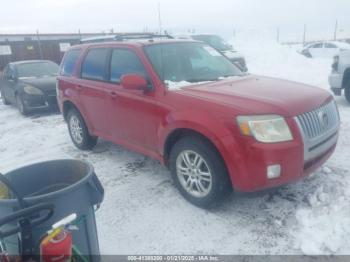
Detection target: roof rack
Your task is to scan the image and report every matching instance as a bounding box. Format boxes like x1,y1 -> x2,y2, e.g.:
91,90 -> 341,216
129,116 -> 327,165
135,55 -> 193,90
80,33 -> 174,44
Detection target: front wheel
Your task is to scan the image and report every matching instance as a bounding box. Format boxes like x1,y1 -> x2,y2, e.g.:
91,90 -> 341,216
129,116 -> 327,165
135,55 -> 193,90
16,94 -> 29,115
67,108 -> 98,150
169,136 -> 232,208
345,84 -> 350,104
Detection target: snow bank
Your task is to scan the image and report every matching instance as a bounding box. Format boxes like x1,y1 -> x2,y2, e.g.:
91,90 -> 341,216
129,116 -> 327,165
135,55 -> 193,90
292,167 -> 350,255
295,204 -> 350,254
232,30 -> 332,90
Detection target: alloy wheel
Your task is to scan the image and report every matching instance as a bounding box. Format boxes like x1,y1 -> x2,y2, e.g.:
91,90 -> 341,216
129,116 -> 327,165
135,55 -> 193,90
69,115 -> 84,144
176,150 -> 212,198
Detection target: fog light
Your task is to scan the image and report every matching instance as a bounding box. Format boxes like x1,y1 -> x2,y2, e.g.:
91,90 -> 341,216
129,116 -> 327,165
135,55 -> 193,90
267,164 -> 281,179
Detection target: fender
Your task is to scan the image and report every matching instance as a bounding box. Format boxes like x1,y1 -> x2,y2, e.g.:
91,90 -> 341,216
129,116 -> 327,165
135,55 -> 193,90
158,109 -> 241,183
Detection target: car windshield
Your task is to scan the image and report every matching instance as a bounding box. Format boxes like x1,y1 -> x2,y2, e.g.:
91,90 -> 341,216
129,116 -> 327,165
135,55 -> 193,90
144,42 -> 243,84
192,35 -> 232,51
17,61 -> 59,78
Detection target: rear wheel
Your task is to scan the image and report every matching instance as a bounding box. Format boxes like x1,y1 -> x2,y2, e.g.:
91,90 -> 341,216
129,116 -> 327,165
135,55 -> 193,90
169,136 -> 232,208
16,94 -> 29,115
0,88 -> 10,105
67,108 -> 98,150
345,82 -> 350,103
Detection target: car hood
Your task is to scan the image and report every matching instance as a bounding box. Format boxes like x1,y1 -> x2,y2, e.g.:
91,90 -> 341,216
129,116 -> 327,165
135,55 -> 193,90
180,75 -> 332,117
20,77 -> 57,92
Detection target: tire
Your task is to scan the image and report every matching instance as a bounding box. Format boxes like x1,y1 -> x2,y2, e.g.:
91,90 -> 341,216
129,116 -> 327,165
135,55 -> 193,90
0,88 -> 10,105
67,108 -> 98,150
345,82 -> 350,104
169,136 -> 232,208
16,94 -> 29,115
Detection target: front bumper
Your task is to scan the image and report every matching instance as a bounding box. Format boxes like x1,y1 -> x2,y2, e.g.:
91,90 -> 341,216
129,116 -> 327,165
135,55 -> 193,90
22,92 -> 58,110
222,116 -> 338,192
329,73 -> 343,95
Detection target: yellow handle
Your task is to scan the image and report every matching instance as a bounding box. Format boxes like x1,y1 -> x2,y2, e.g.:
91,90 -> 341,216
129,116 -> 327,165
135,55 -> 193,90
41,228 -> 62,246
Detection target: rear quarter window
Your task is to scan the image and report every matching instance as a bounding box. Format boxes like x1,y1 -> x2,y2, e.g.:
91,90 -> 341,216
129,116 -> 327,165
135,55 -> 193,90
60,49 -> 82,76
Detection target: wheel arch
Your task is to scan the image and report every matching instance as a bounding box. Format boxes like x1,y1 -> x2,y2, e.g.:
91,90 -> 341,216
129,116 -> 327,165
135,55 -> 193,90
62,100 -> 79,121
342,67 -> 350,88
162,127 -> 235,185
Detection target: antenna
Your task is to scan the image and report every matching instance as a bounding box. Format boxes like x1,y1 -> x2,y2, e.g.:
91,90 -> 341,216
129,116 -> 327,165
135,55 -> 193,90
158,2 -> 162,34
334,20 -> 338,41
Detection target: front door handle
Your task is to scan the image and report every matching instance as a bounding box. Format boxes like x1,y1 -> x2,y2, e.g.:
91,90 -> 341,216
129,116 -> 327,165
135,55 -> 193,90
109,91 -> 118,98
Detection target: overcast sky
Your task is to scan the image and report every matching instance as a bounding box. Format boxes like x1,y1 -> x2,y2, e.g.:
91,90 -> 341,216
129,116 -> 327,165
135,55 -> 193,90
1,0 -> 349,41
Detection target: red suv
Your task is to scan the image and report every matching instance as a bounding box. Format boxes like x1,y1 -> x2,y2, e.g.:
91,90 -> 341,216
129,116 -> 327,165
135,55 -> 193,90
57,39 -> 340,207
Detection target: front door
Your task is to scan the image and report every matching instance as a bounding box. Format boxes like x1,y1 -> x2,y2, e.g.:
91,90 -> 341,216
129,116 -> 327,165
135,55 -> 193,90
106,48 -> 160,152
309,43 -> 324,58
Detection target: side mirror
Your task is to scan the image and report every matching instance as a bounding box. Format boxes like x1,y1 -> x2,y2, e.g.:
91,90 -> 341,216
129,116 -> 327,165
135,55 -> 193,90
121,74 -> 148,91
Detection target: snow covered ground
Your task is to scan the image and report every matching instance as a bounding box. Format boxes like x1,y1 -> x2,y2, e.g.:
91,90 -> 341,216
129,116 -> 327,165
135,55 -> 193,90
1,35 -> 350,255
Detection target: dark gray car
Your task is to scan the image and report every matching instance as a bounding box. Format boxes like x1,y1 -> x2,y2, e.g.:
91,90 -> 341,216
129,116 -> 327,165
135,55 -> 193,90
190,35 -> 248,72
0,60 -> 59,115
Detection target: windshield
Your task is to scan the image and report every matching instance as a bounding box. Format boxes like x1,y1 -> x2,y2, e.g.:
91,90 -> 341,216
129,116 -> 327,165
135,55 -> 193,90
17,61 -> 59,78
144,42 -> 242,84
192,35 -> 232,51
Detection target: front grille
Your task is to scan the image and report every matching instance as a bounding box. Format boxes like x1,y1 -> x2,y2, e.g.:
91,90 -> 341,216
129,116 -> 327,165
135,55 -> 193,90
295,100 -> 340,162
45,89 -> 57,96
296,100 -> 339,140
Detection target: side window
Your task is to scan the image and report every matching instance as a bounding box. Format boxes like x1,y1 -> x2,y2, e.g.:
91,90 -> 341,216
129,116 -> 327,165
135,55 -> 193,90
325,43 -> 337,48
60,49 -> 81,76
311,43 -> 323,48
81,48 -> 109,81
109,49 -> 146,83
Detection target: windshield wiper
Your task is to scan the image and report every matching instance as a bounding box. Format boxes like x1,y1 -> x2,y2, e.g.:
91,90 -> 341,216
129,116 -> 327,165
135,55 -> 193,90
185,78 -> 218,83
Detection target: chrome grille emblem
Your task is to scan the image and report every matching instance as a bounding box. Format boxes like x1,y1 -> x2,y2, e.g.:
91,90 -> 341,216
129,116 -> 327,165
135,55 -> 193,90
318,111 -> 329,129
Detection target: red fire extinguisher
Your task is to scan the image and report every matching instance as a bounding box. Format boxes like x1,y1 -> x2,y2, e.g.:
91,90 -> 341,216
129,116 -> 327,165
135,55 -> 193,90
40,228 -> 72,262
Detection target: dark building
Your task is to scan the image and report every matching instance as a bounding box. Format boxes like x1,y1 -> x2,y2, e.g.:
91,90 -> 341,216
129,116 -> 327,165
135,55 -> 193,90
0,33 -> 106,70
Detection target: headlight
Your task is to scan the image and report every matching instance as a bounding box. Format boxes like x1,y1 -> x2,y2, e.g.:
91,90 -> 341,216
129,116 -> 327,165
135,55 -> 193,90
23,85 -> 43,95
237,115 -> 293,143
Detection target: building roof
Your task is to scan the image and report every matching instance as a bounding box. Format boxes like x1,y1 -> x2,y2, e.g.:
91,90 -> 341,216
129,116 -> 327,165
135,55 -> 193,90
9,60 -> 53,65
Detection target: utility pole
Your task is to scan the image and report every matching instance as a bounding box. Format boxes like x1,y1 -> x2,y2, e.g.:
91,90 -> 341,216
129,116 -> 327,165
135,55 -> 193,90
157,2 -> 162,35
303,24 -> 306,45
276,27 -> 280,43
36,30 -> 43,60
334,20 -> 338,41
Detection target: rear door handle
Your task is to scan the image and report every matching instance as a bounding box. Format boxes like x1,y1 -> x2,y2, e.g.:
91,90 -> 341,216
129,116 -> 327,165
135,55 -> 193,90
109,91 -> 118,98
76,85 -> 83,91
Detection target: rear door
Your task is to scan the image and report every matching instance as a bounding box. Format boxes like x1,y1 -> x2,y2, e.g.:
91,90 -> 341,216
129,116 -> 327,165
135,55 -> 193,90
78,48 -> 112,138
